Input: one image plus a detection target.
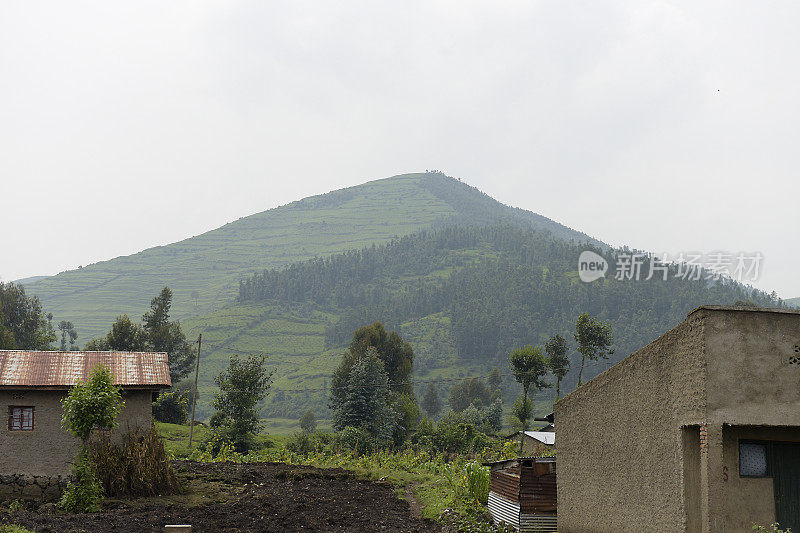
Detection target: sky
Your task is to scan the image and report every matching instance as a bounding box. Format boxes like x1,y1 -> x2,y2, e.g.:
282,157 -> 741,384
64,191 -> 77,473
1,1 -> 798,298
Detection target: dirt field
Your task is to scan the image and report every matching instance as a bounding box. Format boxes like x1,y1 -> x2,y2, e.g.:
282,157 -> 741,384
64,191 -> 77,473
0,461 -> 441,532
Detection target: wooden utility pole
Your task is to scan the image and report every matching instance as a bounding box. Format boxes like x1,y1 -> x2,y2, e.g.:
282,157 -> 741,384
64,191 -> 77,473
188,333 -> 202,449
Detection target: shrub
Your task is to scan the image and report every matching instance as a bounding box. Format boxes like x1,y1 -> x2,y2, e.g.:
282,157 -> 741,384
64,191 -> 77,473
61,365 -> 124,443
286,431 -> 333,455
194,431 -> 244,463
0,526 -> 37,533
462,461 -> 490,504
152,389 -> 189,424
59,451 -> 103,513
299,409 -> 317,433
336,426 -> 378,456
390,393 -> 421,446
752,524 -> 792,533
88,425 -> 180,497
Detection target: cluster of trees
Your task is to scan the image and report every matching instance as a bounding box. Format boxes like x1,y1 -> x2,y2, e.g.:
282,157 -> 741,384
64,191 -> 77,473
324,313 -> 611,452
507,313 -> 614,443
328,322 -> 419,446
0,282 -> 56,350
86,287 -> 196,384
236,224 -> 782,397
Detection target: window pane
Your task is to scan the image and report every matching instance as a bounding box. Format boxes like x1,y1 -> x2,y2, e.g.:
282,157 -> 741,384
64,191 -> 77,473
10,408 -> 21,430
21,408 -> 33,430
740,443 -> 768,477
8,407 -> 33,431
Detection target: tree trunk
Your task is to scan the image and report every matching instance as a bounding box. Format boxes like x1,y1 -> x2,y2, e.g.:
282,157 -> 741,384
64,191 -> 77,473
519,387 -> 528,456
577,355 -> 586,386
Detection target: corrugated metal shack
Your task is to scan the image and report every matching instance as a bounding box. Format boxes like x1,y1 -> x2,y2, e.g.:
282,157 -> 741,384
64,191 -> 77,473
484,456 -> 557,532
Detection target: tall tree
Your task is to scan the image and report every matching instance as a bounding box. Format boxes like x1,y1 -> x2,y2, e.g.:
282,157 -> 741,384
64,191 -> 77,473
509,345 -> 551,453
545,334 -> 570,400
58,321 -> 78,351
299,409 -> 317,433
420,382 -> 442,418
0,282 -> 55,349
210,353 -> 272,453
486,366 -> 502,394
105,314 -> 148,351
574,313 -> 614,386
330,346 -> 395,441
348,322 -> 414,394
142,287 -> 195,382
448,377 -> 493,412
0,312 -> 14,349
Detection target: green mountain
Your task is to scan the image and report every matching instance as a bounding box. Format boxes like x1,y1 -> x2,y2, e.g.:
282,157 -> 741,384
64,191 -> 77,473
24,172 -> 597,343
787,297 -> 800,308
184,224 -> 781,422
24,171 -> 784,428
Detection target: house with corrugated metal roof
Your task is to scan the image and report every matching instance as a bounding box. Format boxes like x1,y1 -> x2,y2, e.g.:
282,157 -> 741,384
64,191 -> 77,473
0,350 -> 171,500
512,430 -> 555,457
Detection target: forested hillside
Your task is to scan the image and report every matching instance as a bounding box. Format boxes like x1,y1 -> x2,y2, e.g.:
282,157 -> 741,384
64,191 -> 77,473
23,172 -> 596,343
787,297 -> 800,308
186,224 -> 781,421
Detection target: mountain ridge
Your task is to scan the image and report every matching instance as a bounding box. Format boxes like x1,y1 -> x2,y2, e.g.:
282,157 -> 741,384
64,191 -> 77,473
24,172 -> 599,342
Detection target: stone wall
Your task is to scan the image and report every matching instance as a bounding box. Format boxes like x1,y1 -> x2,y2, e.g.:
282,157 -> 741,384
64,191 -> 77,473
0,473 -> 69,502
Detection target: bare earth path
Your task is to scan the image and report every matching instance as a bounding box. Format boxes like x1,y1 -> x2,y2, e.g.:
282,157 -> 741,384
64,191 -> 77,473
0,461 -> 441,533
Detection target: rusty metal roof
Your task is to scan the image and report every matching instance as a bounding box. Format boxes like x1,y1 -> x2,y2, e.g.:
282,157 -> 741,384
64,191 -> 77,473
0,351 -> 171,389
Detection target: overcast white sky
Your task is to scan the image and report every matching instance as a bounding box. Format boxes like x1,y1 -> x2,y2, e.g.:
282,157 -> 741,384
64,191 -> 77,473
1,1 -> 798,298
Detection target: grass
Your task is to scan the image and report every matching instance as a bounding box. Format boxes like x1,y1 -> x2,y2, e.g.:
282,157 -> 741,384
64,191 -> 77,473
157,422 -> 284,457
0,527 -> 36,533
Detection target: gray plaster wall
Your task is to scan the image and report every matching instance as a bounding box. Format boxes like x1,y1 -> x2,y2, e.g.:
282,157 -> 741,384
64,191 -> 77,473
555,307 -> 800,533
0,389 -> 155,483
703,310 -> 800,532
554,314 -> 707,532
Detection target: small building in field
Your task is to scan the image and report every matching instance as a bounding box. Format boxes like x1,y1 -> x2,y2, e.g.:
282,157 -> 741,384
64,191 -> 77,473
0,350 -> 171,500
511,430 -> 555,457
485,456 -> 557,532
555,306 -> 800,533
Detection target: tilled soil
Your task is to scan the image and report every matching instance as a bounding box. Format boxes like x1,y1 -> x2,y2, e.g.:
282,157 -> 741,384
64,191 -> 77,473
0,461 -> 441,532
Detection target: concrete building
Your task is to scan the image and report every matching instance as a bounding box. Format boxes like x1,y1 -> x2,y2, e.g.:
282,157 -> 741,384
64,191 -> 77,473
512,430 -> 555,457
554,306 -> 800,533
0,350 -> 170,500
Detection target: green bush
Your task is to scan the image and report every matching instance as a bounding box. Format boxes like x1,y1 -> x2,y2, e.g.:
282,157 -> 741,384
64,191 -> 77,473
752,524 -> 792,533
0,526 -> 37,533
152,389 -> 189,424
286,431 -> 332,455
462,461 -> 490,504
59,450 -> 103,513
336,426 -> 379,456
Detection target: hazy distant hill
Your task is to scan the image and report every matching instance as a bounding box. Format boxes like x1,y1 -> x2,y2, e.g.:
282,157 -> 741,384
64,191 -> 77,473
24,172 -> 597,343
787,297 -> 800,308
